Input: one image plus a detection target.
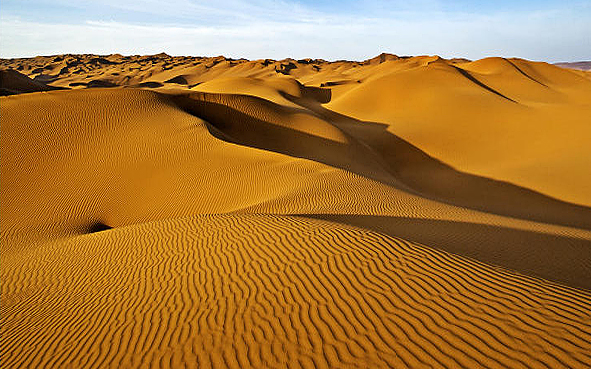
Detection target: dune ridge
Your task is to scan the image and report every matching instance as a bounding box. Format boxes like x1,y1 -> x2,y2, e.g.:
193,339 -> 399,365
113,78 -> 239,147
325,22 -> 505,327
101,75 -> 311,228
3,53 -> 590,204
2,54 -> 591,368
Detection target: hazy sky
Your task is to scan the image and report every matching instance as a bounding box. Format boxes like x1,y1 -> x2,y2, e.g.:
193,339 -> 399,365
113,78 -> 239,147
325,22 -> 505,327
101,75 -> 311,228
1,0 -> 590,61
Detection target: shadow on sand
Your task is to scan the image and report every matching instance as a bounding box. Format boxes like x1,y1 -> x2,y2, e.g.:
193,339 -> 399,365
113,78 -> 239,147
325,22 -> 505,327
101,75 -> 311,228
167,88 -> 591,288
171,88 -> 591,230
302,214 -> 591,290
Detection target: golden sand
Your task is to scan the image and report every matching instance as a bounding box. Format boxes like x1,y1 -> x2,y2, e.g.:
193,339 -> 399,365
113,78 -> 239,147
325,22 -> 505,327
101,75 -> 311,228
2,53 -> 591,368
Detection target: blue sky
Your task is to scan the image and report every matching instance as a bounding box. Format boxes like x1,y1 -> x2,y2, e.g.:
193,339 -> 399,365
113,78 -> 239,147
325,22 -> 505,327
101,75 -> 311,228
1,0 -> 590,61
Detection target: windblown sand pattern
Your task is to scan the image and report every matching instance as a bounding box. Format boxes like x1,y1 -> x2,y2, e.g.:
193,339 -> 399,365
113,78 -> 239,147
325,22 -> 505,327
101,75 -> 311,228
3,215 -> 591,369
1,53 -> 591,368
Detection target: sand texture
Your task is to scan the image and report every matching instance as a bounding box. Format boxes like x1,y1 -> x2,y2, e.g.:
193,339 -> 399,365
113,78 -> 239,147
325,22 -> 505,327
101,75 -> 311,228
2,53 -> 591,368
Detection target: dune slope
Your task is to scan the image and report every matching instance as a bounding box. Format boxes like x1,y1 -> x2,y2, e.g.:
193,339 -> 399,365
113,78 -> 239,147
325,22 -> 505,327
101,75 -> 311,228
0,69 -> 59,95
2,54 -> 591,369
2,215 -> 591,369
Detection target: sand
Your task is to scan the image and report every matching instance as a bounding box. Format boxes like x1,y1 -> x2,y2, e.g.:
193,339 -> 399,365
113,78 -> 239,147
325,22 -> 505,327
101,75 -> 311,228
1,53 -> 591,368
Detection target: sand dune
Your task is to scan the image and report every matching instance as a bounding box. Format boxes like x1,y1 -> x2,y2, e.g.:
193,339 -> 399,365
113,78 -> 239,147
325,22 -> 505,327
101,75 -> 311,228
1,54 -> 591,368
3,215 -> 591,369
0,69 -> 60,95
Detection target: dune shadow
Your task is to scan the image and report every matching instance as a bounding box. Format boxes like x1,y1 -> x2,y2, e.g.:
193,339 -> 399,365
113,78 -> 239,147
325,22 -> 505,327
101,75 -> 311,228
298,84 -> 332,103
283,93 -> 591,230
138,81 -> 164,88
451,65 -> 517,103
504,59 -> 549,87
0,69 -> 65,95
303,214 -> 591,290
171,92 -> 395,185
170,89 -> 591,231
87,221 -> 112,234
165,75 -> 189,85
87,80 -> 117,88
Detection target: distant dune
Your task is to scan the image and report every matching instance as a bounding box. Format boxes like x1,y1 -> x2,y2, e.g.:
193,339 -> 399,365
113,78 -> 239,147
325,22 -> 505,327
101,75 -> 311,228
0,69 -> 60,95
555,61 -> 591,71
2,53 -> 591,368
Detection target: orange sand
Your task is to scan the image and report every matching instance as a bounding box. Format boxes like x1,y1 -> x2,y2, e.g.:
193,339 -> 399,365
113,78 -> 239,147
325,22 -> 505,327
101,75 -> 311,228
2,53 -> 591,368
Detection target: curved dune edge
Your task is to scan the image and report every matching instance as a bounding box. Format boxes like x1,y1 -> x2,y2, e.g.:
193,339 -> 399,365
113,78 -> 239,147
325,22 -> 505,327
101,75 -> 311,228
2,214 -> 590,369
3,53 -> 591,205
2,87 -> 591,290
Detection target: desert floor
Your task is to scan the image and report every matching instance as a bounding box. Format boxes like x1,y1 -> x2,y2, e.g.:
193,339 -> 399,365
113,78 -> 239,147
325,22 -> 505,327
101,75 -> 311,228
2,53 -> 591,368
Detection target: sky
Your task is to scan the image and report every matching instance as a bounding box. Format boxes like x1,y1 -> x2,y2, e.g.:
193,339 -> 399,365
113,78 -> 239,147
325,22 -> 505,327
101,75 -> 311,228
1,0 -> 590,61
